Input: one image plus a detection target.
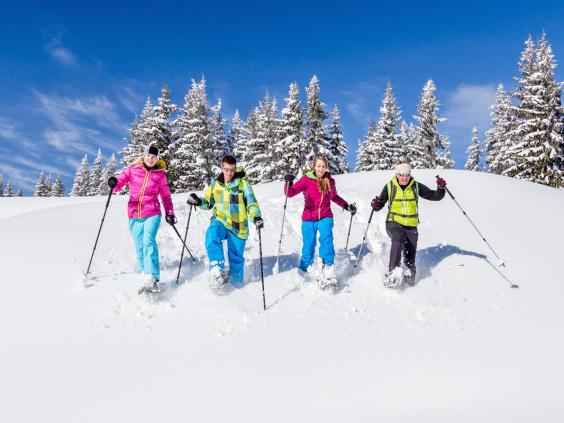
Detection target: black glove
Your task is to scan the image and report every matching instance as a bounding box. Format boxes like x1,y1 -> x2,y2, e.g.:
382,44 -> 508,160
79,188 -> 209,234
284,174 -> 295,186
187,193 -> 202,206
165,214 -> 177,225
253,216 -> 264,229
107,176 -> 118,189
345,203 -> 357,216
436,177 -> 447,189
371,197 -> 384,210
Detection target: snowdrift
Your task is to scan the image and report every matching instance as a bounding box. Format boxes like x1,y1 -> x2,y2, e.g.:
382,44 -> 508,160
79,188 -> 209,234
1,169 -> 563,422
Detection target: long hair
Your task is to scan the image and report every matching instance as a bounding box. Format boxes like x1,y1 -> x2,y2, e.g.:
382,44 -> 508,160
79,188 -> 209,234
311,154 -> 330,194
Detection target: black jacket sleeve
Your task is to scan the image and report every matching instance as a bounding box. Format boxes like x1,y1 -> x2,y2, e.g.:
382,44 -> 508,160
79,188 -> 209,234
372,186 -> 388,211
417,182 -> 446,201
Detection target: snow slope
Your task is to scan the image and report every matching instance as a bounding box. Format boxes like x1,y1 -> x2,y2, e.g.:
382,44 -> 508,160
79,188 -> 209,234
1,169 -> 563,423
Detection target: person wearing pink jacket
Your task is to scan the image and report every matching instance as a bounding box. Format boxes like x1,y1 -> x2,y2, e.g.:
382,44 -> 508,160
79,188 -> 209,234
108,144 -> 175,290
284,154 -> 356,286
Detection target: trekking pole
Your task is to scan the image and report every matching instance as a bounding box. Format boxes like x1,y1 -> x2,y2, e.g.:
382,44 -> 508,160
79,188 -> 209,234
170,222 -> 195,261
344,202 -> 356,252
175,204 -> 196,285
274,188 -> 289,270
353,209 -> 375,271
437,174 -> 506,267
85,190 -> 114,276
258,227 -> 266,311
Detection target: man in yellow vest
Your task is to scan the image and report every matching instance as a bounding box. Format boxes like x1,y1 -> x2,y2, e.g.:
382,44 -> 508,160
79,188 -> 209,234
370,162 -> 446,287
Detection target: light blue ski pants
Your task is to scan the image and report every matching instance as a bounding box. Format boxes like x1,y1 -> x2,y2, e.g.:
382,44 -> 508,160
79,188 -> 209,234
205,219 -> 247,288
129,215 -> 161,280
300,218 -> 335,271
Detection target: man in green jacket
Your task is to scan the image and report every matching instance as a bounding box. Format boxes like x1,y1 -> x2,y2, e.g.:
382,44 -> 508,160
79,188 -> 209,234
188,155 -> 263,289
371,162 -> 446,287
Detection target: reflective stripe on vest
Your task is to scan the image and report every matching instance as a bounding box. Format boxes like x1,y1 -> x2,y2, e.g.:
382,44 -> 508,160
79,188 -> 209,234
386,177 -> 419,227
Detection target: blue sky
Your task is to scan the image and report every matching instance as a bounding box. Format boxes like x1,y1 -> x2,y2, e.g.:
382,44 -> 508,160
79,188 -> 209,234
0,0 -> 562,194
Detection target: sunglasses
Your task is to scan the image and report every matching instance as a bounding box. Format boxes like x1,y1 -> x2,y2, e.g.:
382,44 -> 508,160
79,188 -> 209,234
397,172 -> 411,177
222,167 -> 236,173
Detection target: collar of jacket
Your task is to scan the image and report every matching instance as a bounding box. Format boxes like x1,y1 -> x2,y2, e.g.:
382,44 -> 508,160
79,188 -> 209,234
136,159 -> 167,171
306,170 -> 330,180
216,167 -> 246,186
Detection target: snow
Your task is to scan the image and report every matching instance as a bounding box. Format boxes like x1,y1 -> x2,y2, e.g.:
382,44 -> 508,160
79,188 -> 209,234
1,169 -> 564,422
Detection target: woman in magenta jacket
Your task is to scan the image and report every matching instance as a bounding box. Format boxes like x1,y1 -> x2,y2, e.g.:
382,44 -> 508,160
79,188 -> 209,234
284,154 -> 356,281
108,144 -> 175,289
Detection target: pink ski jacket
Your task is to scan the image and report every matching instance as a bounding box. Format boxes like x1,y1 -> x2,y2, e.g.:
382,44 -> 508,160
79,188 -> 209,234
113,160 -> 174,219
285,171 -> 347,221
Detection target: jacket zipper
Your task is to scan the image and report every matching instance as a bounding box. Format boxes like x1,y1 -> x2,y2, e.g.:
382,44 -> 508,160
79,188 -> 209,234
137,169 -> 150,218
318,191 -> 323,220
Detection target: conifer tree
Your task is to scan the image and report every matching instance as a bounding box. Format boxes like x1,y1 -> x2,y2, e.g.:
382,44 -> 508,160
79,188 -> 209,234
4,179 -> 13,197
34,172 -> 47,197
485,84 -> 515,174
277,82 -> 304,176
304,75 -> 330,170
98,153 -> 117,195
70,154 -> 90,197
16,189 -> 23,197
51,175 -> 65,197
211,99 -> 229,156
356,120 -> 378,171
229,110 -> 245,162
89,148 -> 103,196
373,82 -> 402,169
465,127 -> 484,171
328,105 -> 349,174
0,175 -> 4,196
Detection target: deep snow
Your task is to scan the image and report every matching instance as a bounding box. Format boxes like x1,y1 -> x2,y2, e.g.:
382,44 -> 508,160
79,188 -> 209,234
1,169 -> 563,422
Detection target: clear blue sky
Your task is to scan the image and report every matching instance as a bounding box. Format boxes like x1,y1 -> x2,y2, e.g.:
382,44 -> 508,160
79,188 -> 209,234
0,0 -> 562,194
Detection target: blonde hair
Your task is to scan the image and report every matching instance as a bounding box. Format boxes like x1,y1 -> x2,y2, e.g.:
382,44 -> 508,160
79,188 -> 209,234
312,154 -> 330,194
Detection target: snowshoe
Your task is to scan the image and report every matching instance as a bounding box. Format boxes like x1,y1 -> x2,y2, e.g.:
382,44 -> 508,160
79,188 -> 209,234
138,277 -> 164,295
208,262 -> 228,292
318,264 -> 338,292
383,269 -> 403,289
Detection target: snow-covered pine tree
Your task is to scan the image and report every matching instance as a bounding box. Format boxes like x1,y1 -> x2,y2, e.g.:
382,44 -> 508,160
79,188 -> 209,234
505,33 -> 564,187
485,84 -> 515,174
246,92 -> 279,183
303,75 -> 330,170
70,154 -> 90,197
328,105 -> 349,174
276,82 -> 304,177
355,120 -> 378,171
414,79 -> 453,168
229,110 -> 246,164
89,148 -> 103,196
211,99 -> 229,156
465,127 -> 484,171
151,85 -> 177,185
98,153 -> 117,195
4,179 -> 13,197
16,189 -> 23,197
45,174 -> 53,196
51,175 -> 65,197
34,172 -> 47,197
121,98 -> 156,169
0,175 -> 4,196
171,77 -> 218,191
373,82 -> 402,170
238,108 -> 259,169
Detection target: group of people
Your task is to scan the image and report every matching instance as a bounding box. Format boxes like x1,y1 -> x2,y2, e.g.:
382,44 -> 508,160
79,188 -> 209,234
109,143 -> 447,292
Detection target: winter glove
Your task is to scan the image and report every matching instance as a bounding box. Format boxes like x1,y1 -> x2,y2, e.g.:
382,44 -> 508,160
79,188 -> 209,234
436,177 -> 447,189
187,193 -> 202,206
284,174 -> 295,186
371,197 -> 384,210
253,216 -> 264,229
107,176 -> 118,189
165,214 -> 177,225
344,203 -> 357,216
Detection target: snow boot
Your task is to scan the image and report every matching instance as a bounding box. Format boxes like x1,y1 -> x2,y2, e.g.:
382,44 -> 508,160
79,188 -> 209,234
318,263 -> 338,291
383,268 -> 403,289
138,275 -> 162,294
208,261 -> 228,291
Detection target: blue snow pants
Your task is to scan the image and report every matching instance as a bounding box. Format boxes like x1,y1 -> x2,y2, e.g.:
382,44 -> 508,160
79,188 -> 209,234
129,215 -> 161,280
205,219 -> 247,288
300,218 -> 335,271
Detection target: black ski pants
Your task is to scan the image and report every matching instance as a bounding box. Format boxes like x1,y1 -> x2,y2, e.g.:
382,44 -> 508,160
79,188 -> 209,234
385,221 -> 418,274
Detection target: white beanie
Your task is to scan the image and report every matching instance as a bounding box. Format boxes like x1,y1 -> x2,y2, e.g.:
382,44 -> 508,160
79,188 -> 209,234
395,162 -> 412,175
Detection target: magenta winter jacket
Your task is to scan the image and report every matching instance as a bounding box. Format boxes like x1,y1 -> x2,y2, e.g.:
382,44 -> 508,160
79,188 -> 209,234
285,171 -> 347,221
113,160 -> 174,219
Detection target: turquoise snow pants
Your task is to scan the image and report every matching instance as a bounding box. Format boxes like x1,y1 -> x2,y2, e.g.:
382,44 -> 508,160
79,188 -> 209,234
300,218 -> 335,271
205,219 -> 247,288
129,215 -> 161,280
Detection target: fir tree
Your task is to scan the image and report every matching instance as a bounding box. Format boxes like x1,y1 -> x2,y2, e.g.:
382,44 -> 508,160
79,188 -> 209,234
211,99 -> 229,156
34,172 -> 48,197
238,108 -> 259,168
373,82 -> 402,170
51,175 -> 65,197
89,148 -> 103,196
121,98 -> 155,168
229,110 -> 246,163
414,80 -> 453,168
98,153 -> 117,195
303,75 -> 330,170
16,189 -> 23,197
152,85 -> 177,183
0,175 -> 4,196
70,155 -> 90,197
485,84 -> 515,174
171,77 -> 218,191
328,105 -> 349,174
465,127 -> 484,171
505,33 -> 564,187
4,179 -> 13,197
277,82 -> 305,177
356,120 -> 378,171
